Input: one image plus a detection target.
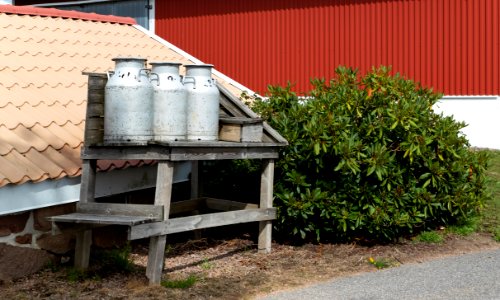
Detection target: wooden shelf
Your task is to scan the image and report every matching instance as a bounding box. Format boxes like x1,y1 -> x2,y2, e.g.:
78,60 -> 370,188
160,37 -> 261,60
51,213 -> 157,226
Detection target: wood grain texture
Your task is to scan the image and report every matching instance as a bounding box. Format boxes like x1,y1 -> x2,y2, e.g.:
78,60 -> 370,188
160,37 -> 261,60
77,203 -> 163,219
258,159 -> 275,253
147,161 -> 174,285
129,208 -> 276,240
74,230 -> 92,270
79,160 -> 97,203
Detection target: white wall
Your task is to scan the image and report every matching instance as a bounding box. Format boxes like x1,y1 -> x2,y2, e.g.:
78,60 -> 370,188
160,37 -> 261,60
0,162 -> 191,216
433,96 -> 500,150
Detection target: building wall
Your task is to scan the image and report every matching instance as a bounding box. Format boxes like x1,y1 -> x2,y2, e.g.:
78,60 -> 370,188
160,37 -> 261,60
156,0 -> 500,96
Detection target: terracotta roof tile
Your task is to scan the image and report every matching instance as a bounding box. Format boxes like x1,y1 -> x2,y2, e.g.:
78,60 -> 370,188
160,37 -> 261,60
0,5 -> 247,187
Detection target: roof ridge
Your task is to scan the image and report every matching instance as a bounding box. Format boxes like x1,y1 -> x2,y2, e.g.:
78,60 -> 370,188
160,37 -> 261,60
0,4 -> 136,25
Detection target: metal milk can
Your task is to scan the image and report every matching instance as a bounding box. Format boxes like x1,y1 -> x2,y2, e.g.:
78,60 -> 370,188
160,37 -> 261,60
150,62 -> 188,142
104,57 -> 153,144
184,64 -> 220,141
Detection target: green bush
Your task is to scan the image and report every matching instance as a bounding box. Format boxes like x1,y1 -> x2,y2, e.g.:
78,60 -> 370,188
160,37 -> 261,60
252,66 -> 488,243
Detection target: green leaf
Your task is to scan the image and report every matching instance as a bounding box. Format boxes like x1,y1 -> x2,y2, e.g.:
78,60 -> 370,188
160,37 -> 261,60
314,143 -> 320,155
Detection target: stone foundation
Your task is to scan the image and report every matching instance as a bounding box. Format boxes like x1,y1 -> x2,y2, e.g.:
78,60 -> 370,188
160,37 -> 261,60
0,203 -> 76,249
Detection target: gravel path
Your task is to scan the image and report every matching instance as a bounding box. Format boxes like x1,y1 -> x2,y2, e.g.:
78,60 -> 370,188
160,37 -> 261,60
259,248 -> 500,300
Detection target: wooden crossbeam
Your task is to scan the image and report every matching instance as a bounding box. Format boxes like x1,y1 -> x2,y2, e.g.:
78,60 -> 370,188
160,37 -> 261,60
128,208 -> 276,240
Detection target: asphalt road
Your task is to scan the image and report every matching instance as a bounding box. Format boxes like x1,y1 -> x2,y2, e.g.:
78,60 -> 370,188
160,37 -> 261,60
259,248 -> 500,300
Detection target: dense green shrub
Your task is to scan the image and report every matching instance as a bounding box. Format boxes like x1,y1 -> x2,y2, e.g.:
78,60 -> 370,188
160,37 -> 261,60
252,66 -> 488,243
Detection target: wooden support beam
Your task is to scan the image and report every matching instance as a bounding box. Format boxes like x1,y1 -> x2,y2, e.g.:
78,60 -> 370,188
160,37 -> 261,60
170,147 -> 279,161
258,159 -> 275,254
169,198 -> 206,215
79,160 -> 97,204
129,208 -> 276,240
146,161 -> 174,285
74,159 -> 97,270
205,198 -> 258,211
75,229 -> 92,270
190,161 -> 200,199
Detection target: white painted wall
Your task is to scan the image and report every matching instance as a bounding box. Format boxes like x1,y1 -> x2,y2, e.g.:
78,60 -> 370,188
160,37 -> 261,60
0,162 -> 191,216
433,96 -> 500,150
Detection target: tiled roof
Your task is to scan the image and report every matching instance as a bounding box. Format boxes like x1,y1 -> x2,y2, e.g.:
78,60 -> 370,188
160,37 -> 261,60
0,5 -> 247,187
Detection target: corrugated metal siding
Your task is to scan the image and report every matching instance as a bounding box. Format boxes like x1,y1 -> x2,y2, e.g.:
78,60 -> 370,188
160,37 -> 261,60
156,0 -> 500,95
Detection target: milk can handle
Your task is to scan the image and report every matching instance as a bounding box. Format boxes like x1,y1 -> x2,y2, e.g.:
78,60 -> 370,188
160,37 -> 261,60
138,68 -> 150,82
150,73 -> 160,86
106,71 -> 115,80
183,76 -> 196,88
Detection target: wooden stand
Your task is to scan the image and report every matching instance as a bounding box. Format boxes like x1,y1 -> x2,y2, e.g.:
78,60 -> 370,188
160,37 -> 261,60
50,73 -> 287,285
52,145 -> 278,284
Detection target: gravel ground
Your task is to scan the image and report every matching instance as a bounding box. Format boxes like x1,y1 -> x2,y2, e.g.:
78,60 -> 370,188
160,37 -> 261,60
260,248 -> 500,300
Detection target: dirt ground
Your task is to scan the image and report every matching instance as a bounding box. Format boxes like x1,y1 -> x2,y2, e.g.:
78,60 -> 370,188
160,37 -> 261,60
1,230 -> 498,300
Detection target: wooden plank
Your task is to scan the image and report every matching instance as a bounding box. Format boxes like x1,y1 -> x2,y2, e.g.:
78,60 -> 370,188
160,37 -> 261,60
263,122 -> 289,145
170,198 -> 206,215
258,159 -> 275,253
219,93 -> 246,117
241,123 -> 263,142
170,147 -> 279,161
128,208 -> 276,240
50,213 -> 157,226
51,222 -> 106,236
217,83 -> 259,118
150,140 -> 281,148
147,161 -> 174,285
219,117 -> 263,124
84,73 -> 106,146
77,203 -> 163,219
205,198 -> 258,211
81,146 -> 171,160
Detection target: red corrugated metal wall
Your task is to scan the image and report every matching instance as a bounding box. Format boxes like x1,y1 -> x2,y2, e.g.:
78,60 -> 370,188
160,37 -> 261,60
156,0 -> 500,95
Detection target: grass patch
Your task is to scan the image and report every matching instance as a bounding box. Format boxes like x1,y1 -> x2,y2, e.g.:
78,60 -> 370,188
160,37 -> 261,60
161,275 -> 198,289
415,231 -> 444,244
482,150 -> 500,241
91,244 -> 134,274
447,217 -> 480,236
62,245 -> 134,282
65,268 -> 88,282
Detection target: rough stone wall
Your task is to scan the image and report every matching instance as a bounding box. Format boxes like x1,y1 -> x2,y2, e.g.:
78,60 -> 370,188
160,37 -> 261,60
0,203 -> 76,252
0,204 -> 76,282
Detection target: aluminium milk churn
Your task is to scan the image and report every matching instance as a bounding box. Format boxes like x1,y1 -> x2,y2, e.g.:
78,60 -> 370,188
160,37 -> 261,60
104,57 -> 153,144
150,62 -> 188,141
184,64 -> 220,141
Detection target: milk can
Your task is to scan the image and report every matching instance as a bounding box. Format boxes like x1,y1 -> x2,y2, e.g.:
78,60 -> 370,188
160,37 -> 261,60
184,64 -> 220,141
150,62 -> 188,142
104,57 -> 153,144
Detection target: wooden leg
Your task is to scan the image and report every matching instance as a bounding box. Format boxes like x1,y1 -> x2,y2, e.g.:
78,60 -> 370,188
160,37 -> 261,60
190,161 -> 200,199
190,161 -> 202,239
146,161 -> 174,285
80,160 -> 97,203
75,229 -> 92,269
258,159 -> 274,254
146,235 -> 167,282
74,159 -> 97,269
